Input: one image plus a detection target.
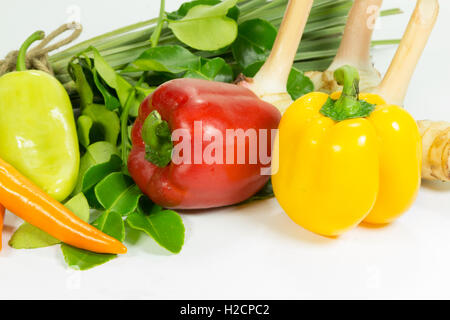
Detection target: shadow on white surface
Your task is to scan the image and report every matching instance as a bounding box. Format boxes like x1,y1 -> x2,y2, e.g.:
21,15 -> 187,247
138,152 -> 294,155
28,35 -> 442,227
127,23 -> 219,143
231,199 -> 335,245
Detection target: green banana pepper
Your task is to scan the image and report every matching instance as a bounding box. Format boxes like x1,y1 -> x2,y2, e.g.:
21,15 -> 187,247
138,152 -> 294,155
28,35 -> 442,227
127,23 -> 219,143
0,31 -> 79,201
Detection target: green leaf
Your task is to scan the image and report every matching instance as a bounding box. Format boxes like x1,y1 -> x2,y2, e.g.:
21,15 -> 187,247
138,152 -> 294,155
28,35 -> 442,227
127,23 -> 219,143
320,97 -> 376,121
69,62 -> 94,109
64,193 -> 91,223
77,115 -> 93,149
127,203 -> 185,254
61,245 -> 117,271
244,62 -> 313,100
131,86 -> 155,117
286,68 -> 314,100
82,104 -> 120,146
168,0 -> 238,51
9,193 -> 90,249
73,142 -> 122,195
82,155 -> 123,193
61,211 -> 124,271
92,211 -> 126,242
91,47 -> 132,106
92,68 -> 121,111
168,0 -> 239,21
240,179 -> 274,204
131,45 -> 201,73
184,57 -> 233,83
94,172 -> 142,216
231,19 -> 277,68
320,66 -> 376,121
9,224 -> 60,250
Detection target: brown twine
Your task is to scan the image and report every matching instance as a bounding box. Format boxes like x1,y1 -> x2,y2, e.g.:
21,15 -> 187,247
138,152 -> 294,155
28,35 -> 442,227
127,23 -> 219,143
0,23 -> 82,76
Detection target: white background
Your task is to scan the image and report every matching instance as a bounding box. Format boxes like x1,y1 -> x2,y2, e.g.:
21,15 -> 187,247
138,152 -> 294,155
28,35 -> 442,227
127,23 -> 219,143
1,0 -> 450,299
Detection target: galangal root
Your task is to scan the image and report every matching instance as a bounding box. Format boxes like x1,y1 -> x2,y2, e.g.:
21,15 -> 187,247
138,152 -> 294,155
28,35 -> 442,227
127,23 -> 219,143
418,121 -> 450,181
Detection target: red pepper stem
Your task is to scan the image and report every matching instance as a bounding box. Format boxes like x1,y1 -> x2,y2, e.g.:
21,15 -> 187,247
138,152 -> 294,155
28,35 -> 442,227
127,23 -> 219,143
142,111 -> 173,168
16,31 -> 45,72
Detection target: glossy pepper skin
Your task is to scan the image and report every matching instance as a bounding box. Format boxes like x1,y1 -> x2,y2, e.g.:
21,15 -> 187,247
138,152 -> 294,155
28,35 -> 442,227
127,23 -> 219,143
129,79 -> 281,209
0,32 -> 79,202
272,66 -> 421,236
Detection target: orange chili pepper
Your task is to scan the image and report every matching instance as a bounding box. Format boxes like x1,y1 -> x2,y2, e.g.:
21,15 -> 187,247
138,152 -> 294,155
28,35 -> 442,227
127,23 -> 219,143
0,157 -> 127,254
0,204 -> 4,251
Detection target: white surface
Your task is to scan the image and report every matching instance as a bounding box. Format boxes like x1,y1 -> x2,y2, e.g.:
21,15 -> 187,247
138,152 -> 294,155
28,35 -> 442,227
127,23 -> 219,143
1,0 -> 450,300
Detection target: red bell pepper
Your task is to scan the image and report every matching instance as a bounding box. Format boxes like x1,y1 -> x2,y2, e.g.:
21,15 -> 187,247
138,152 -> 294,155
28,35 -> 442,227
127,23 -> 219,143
128,79 -> 281,209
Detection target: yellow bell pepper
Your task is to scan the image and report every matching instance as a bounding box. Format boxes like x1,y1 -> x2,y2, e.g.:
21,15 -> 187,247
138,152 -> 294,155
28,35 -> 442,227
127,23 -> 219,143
272,66 -> 421,237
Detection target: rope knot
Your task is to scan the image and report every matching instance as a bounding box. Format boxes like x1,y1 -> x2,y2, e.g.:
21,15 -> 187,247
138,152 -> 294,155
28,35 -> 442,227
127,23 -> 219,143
0,23 -> 82,76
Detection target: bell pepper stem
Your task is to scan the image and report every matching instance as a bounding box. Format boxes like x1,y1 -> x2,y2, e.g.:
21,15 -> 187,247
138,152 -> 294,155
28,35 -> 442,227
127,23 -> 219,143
16,31 -> 45,72
334,65 -> 360,105
142,111 -> 173,168
320,65 -> 375,121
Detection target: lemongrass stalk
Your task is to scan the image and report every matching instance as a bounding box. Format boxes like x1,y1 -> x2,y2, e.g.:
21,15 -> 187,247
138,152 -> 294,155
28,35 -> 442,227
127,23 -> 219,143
302,26 -> 345,40
371,39 -> 400,46
50,0 -> 400,88
242,0 -> 314,113
295,58 -> 334,72
305,0 -> 384,93
376,0 -> 439,105
304,16 -> 348,33
295,49 -> 339,61
239,0 -> 287,20
329,0 -> 382,72
374,0 -> 444,182
380,8 -> 403,16
50,18 -> 158,61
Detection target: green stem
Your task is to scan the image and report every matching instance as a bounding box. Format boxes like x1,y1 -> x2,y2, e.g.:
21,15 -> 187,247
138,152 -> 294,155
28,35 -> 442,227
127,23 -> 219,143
142,111 -> 173,168
120,88 -> 137,163
151,0 -> 166,48
320,65 -> 375,121
17,31 -> 45,71
335,65 -> 360,98
371,39 -> 401,47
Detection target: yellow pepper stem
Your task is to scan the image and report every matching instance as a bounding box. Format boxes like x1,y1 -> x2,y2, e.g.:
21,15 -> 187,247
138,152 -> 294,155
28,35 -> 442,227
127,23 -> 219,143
320,65 -> 375,121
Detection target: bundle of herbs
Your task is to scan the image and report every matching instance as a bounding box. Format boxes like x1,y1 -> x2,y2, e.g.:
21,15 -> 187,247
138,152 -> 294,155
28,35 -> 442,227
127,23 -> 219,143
50,0 -> 401,95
